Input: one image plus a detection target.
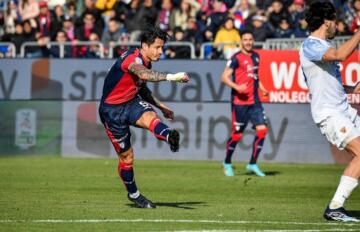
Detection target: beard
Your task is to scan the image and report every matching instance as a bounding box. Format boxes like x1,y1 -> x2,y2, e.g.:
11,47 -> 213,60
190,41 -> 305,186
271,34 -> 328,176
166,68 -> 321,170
326,27 -> 336,40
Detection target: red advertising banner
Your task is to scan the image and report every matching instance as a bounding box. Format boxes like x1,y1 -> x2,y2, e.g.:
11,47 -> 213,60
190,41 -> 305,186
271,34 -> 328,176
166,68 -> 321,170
256,50 -> 360,103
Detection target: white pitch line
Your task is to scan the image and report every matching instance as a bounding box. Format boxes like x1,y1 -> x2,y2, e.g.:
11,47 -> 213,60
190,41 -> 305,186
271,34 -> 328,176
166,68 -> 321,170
0,219 -> 359,227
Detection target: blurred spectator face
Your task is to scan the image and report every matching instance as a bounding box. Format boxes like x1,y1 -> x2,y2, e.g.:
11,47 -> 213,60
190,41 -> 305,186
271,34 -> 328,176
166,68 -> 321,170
162,0 -> 172,10
224,18 -> 234,30
83,14 -> 95,27
130,0 -> 139,8
212,0 -> 223,12
299,18 -> 307,28
56,31 -> 67,43
108,20 -> 119,33
89,33 -> 99,41
180,0 -> 190,12
15,23 -> 23,34
187,17 -> 196,29
241,32 -> 254,52
144,0 -> 153,7
293,0 -> 304,11
354,0 -> 360,10
252,18 -> 263,28
85,0 -> 95,9
67,3 -> 76,16
23,21 -> 32,33
279,19 -> 289,30
63,19 -> 73,30
271,1 -> 283,13
175,30 -> 184,41
54,5 -> 64,17
39,2 -> 49,15
336,20 -> 347,33
240,0 -> 249,10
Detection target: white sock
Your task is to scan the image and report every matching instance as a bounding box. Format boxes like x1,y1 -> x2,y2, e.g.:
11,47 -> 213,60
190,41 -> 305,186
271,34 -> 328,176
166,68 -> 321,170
329,175 -> 358,209
129,190 -> 140,199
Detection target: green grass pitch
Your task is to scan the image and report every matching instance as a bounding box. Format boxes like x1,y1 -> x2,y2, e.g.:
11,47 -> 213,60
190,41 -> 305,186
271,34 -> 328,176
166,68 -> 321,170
0,156 -> 359,231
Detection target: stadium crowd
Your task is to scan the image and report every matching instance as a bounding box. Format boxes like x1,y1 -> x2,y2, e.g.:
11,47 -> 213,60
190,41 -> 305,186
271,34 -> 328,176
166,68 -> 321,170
0,0 -> 359,58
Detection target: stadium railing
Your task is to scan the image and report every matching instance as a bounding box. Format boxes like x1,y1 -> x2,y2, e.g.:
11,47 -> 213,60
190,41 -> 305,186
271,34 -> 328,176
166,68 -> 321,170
108,41 -> 196,59
0,42 -> 16,58
20,41 -> 105,58
263,36 -> 352,50
199,42 -> 265,59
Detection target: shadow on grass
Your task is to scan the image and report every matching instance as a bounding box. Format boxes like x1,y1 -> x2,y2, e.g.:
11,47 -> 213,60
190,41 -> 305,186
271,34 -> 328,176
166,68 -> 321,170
242,171 -> 281,176
127,201 -> 206,209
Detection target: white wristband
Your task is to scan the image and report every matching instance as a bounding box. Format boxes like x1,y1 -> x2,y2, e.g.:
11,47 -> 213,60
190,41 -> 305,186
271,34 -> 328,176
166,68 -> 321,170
166,72 -> 185,82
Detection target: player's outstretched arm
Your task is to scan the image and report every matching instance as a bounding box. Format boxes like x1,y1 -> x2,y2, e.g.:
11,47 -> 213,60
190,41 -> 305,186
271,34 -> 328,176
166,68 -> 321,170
323,30 -> 360,62
129,63 -> 189,83
138,84 -> 174,120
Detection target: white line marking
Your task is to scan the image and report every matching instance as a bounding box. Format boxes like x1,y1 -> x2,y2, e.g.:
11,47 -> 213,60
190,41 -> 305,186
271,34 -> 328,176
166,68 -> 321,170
0,218 -> 359,227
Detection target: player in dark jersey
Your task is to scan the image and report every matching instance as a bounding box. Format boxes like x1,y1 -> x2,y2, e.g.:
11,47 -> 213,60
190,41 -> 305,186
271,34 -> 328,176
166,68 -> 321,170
221,30 -> 269,177
99,26 -> 189,208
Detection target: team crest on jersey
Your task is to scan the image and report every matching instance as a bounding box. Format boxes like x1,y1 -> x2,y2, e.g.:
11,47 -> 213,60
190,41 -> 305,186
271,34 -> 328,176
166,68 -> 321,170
135,57 -> 143,64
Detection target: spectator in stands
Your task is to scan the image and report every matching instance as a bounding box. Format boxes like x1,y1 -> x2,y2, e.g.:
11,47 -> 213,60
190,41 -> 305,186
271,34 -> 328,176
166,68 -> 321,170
4,0 -> 20,35
166,27 -> 191,58
229,0 -> 257,30
42,30 -> 73,58
102,18 -> 122,56
95,0 -> 117,25
293,13 -> 309,38
170,0 -> 200,31
336,19 -> 352,36
50,4 -> 64,40
124,0 -> 159,41
22,19 -> 43,58
349,0 -> 360,33
213,17 -> 241,59
274,18 -> 293,38
206,0 -> 228,35
75,11 -> 102,41
78,0 -> 104,37
10,21 -> 26,56
158,0 -> 173,34
245,14 -> 272,41
289,0 -> 305,27
37,1 -> 52,38
184,16 -> 203,47
82,32 -> 102,58
47,0 -> 66,10
19,0 -> 39,22
65,1 -> 78,23
62,14 -> 75,42
267,0 -> 291,29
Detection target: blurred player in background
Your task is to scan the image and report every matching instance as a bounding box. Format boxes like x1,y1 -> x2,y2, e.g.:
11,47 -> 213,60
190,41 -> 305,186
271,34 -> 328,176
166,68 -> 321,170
99,26 -> 189,209
300,1 -> 360,222
221,30 -> 269,177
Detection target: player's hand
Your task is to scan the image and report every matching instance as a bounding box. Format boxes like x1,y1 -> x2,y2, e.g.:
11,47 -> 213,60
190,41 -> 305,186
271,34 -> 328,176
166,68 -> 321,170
160,105 -> 174,120
235,84 -> 248,93
353,82 -> 360,94
262,89 -> 269,96
166,72 -> 190,83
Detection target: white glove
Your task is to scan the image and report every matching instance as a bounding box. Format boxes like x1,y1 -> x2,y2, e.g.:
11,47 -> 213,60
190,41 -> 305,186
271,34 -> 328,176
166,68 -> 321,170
166,72 -> 188,82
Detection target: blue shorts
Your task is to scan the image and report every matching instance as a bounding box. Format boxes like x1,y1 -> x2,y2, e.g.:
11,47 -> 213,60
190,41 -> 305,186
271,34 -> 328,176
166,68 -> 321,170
231,104 -> 267,133
99,96 -> 155,154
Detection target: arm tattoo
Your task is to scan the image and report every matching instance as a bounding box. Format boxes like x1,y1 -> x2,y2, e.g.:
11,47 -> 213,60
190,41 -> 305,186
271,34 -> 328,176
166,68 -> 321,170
138,84 -> 162,107
129,63 -> 167,82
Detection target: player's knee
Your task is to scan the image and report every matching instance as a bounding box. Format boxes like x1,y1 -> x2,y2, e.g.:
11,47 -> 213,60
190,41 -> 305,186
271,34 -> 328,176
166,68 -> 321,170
256,128 -> 268,139
118,148 -> 134,171
231,133 -> 243,142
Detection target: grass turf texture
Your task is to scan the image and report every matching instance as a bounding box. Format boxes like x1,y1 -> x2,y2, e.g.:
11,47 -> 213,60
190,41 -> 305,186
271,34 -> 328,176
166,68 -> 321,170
0,156 -> 359,231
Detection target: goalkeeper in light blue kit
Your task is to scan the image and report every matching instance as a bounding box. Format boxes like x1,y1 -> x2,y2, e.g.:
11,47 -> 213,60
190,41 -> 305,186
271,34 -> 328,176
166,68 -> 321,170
299,1 -> 360,222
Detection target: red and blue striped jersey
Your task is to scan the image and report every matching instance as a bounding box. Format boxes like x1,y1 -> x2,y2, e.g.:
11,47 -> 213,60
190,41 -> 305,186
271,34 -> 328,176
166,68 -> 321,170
101,48 -> 151,105
227,50 -> 260,105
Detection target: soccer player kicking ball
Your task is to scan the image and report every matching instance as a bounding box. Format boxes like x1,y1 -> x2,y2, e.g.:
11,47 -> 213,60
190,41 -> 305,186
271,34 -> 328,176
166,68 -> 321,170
300,1 -> 360,222
99,27 -> 189,209
221,30 -> 269,177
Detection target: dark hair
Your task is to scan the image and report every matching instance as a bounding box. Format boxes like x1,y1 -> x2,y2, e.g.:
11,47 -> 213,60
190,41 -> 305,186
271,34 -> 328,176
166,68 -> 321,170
305,1 -> 336,32
140,26 -> 169,46
239,29 -> 253,37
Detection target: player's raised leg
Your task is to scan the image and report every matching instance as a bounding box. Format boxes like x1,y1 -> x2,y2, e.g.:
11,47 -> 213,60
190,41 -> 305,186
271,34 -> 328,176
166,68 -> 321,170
136,111 -> 180,152
324,137 -> 360,222
246,125 -> 267,177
